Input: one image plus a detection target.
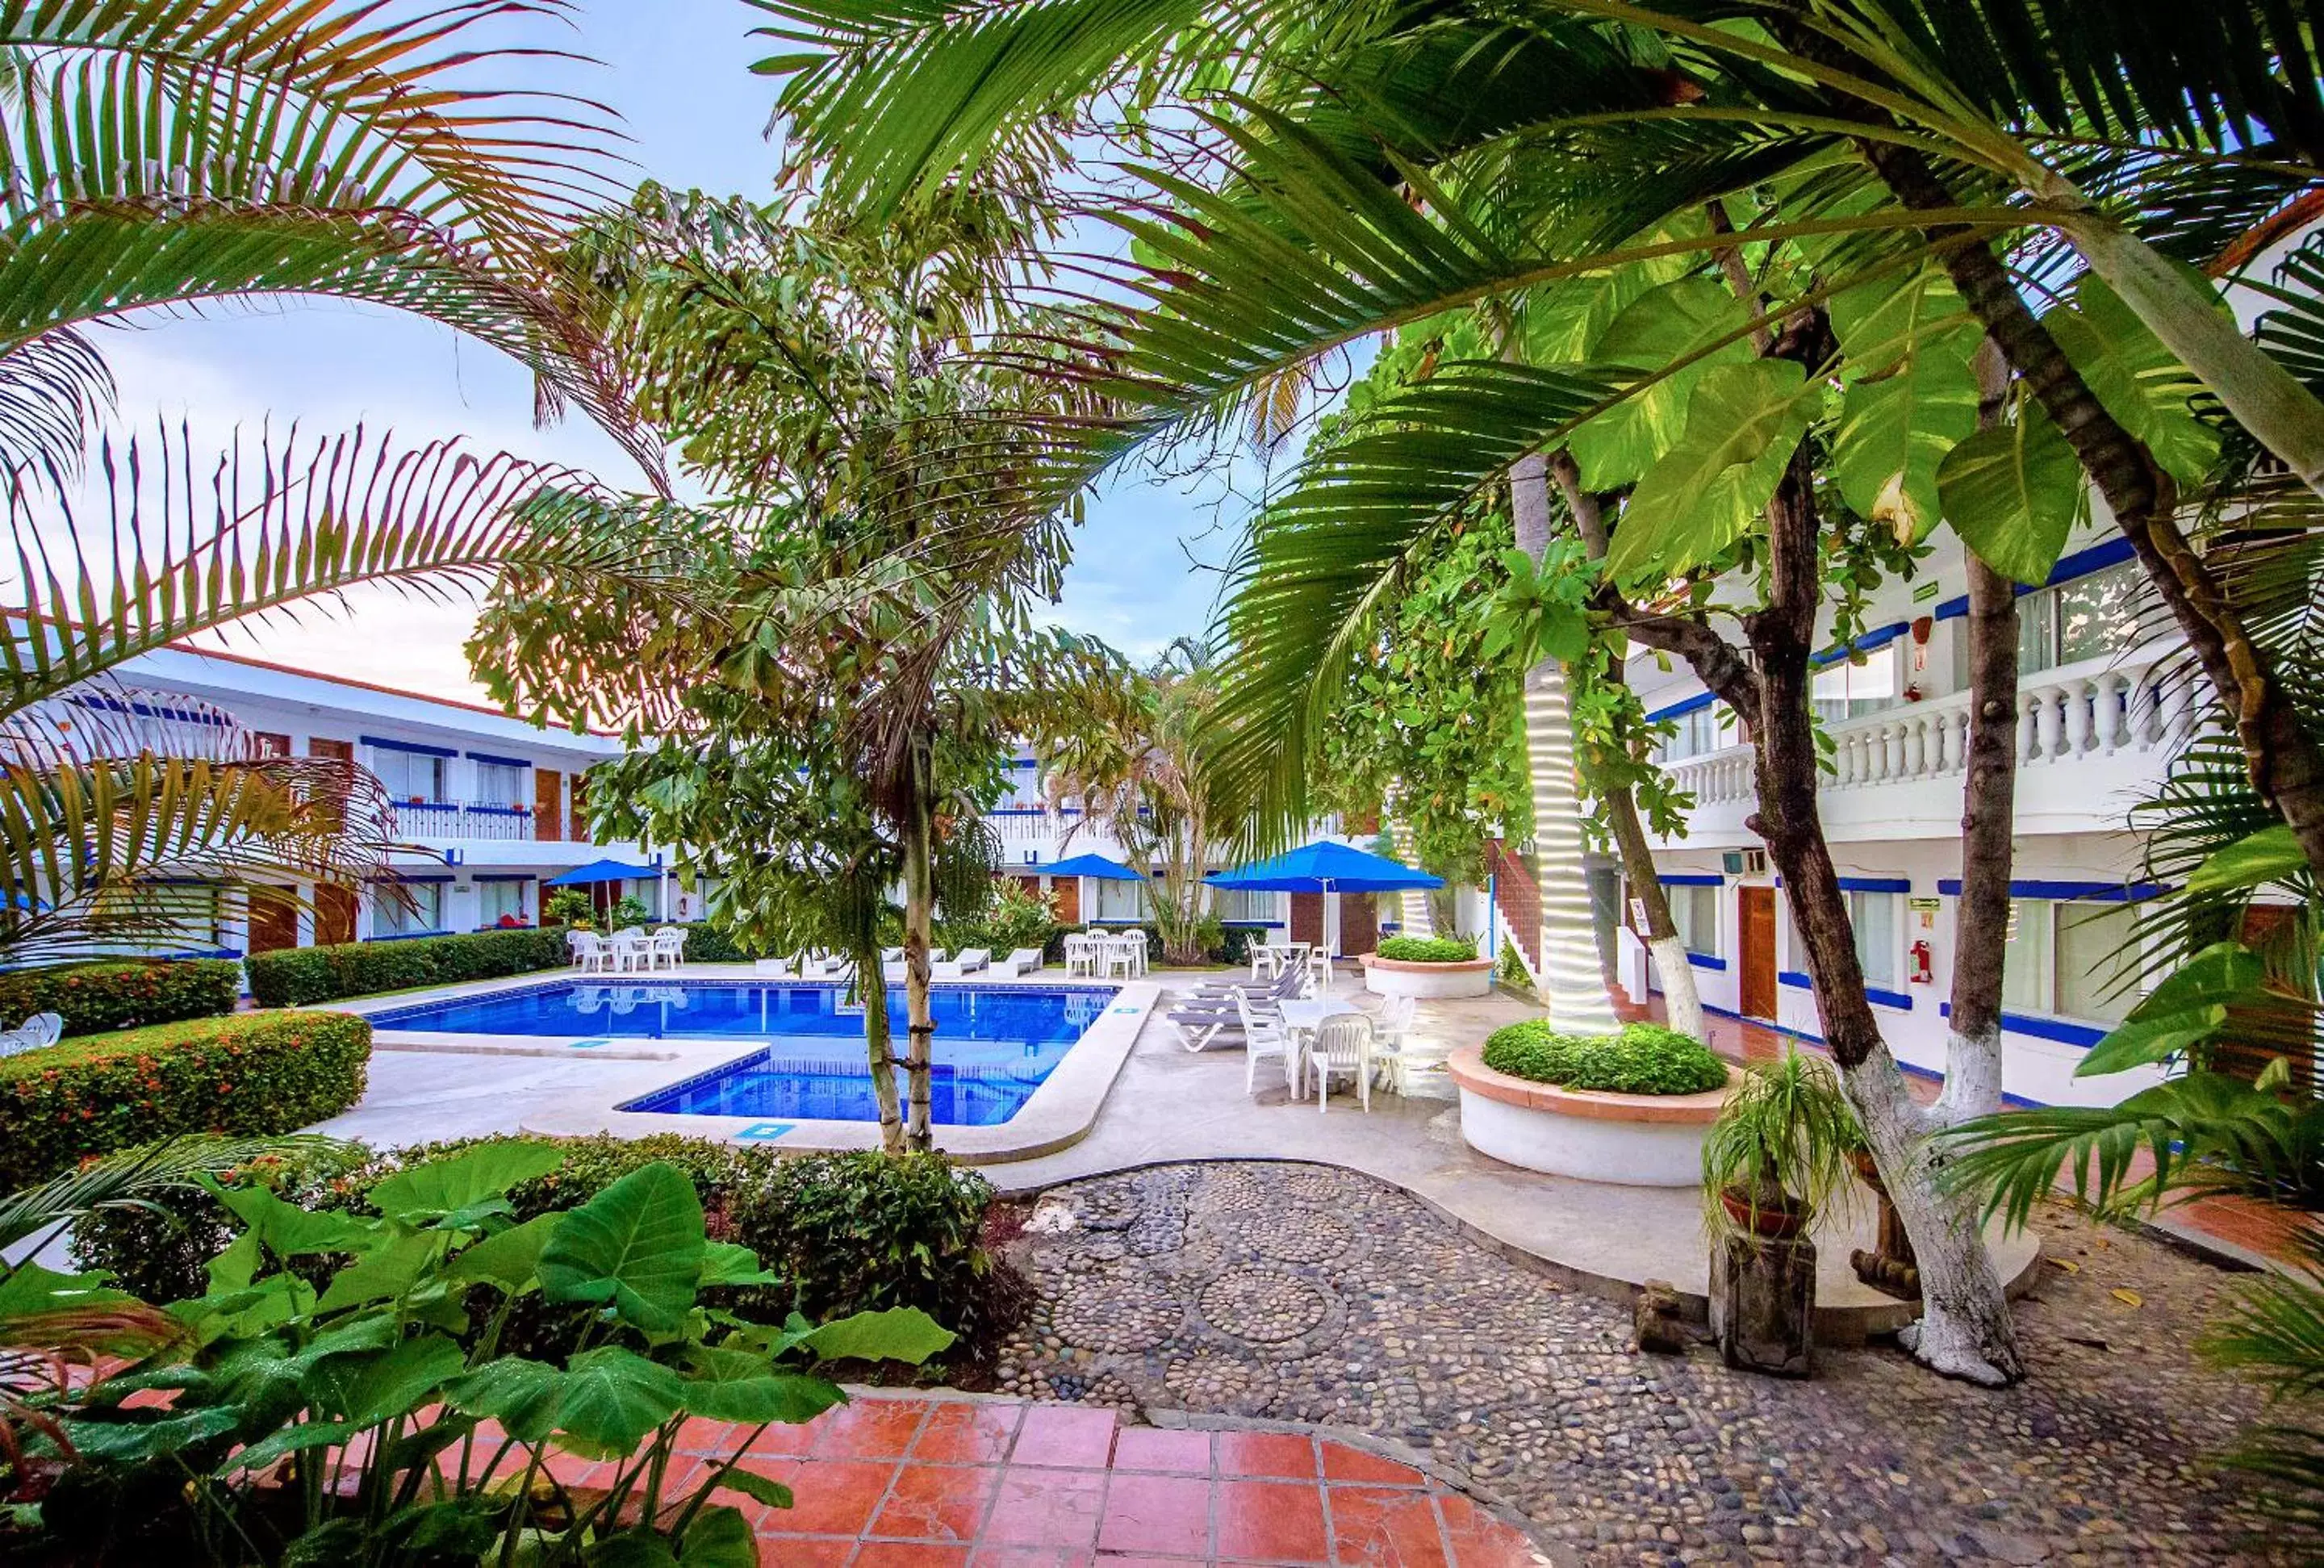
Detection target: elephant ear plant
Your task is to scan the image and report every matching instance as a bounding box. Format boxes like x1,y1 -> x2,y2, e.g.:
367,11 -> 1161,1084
24,1143 -> 953,1566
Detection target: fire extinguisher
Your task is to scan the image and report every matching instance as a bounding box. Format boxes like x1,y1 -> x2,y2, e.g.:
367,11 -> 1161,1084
1908,939 -> 1933,985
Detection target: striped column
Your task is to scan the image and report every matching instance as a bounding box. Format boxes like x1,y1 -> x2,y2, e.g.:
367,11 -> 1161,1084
1387,809 -> 1433,937
1524,658 -> 1622,1036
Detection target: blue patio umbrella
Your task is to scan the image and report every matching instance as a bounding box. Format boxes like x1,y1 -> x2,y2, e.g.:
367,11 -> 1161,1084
1205,840 -> 1443,893
1040,852 -> 1146,881
544,858 -> 658,887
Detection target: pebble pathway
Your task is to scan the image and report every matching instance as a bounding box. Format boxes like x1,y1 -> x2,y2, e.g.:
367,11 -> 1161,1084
993,1160 -> 2284,1566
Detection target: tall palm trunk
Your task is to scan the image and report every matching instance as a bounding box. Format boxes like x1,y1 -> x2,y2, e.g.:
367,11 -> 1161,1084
900,733 -> 938,1152
857,943 -> 905,1154
1511,451 -> 1621,1037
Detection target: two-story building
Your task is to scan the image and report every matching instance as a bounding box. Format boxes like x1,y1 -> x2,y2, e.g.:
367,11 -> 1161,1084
1613,521 -> 2195,1110
114,644 -> 667,955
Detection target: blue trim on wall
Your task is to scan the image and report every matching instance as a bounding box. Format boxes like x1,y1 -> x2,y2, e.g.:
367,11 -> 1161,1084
465,751 -> 533,770
474,872 -> 536,884
1866,985 -> 1916,1011
464,805 -> 532,817
1778,969 -> 1812,989
1808,621 -> 1910,669
1699,999 -> 2048,1107
1937,999 -> 2110,1049
1658,872 -> 1724,887
1837,876 -> 1911,894
1686,952 -> 1728,971
1935,877 -> 2170,901
362,734 -> 457,759
1645,692 -> 1716,722
387,873 -> 455,885
1933,536 -> 2138,621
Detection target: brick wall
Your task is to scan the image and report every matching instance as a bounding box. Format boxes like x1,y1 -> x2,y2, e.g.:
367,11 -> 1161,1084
1488,838 -> 1540,972
1340,894 -> 1379,956
1290,893 -> 1323,946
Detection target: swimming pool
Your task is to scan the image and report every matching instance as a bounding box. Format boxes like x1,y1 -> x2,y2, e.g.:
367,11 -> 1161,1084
370,980 -> 1119,1127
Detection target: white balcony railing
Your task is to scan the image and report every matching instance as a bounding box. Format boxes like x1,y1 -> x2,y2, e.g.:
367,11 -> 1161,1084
1669,650 -> 2204,806
389,801 -> 545,842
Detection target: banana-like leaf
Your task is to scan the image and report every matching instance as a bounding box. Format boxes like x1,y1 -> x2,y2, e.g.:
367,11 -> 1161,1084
1565,275 -> 1754,490
2046,274 -> 2222,489
1605,360 -> 1825,583
0,1133 -> 349,1252
1829,265 -> 1980,540
1936,398 -> 2087,584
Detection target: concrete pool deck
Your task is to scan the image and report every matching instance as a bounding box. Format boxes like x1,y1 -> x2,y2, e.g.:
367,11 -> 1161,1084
311,963 -> 2037,1339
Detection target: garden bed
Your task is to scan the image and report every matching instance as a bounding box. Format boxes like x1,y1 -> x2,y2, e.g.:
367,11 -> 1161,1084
1361,951 -> 1495,997
1448,1042 -> 1740,1186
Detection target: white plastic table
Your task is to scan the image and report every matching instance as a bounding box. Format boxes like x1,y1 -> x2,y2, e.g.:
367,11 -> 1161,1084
1278,995 -> 1364,1089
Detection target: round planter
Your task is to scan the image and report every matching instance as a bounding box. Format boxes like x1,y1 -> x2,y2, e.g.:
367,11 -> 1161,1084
1361,953 -> 1494,999
1447,1043 -> 1740,1187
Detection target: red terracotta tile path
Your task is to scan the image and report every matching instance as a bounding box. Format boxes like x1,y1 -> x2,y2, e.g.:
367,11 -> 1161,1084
658,1393 -> 1548,1566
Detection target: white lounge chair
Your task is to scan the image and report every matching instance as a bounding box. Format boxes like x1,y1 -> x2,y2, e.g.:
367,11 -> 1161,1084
0,1011 -> 63,1059
753,951 -> 800,977
1304,1013 -> 1375,1113
1170,976 -> 1285,1051
1234,989 -> 1291,1093
934,947 -> 989,977
999,947 -> 1043,976
880,946 -> 906,982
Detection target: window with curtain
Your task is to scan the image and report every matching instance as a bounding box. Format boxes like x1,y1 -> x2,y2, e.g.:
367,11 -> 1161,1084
478,880 -> 529,927
1959,562 -> 2156,687
1812,645 -> 1901,722
372,749 -> 445,802
1847,890 -> 1900,989
1210,887 -> 1272,923
2000,897 -> 2138,1024
1092,876 -> 1149,922
473,760 -> 525,806
154,885 -> 224,951
1670,885 -> 1720,957
371,882 -> 445,938
1657,705 -> 1732,763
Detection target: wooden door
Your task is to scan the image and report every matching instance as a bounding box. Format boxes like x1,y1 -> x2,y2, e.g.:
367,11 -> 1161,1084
247,887 -> 298,953
535,767 -> 563,841
316,884 -> 357,947
251,731 -> 291,759
1738,884 -> 1778,1021
307,737 -> 353,763
570,775 -> 590,842
1051,876 -> 1080,924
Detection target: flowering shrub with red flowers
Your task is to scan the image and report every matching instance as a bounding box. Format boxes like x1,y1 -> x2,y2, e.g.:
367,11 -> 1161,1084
0,1010 -> 370,1189
0,958 -> 240,1037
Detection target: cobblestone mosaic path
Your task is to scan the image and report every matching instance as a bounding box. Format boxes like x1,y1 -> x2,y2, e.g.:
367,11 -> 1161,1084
993,1161 -> 2280,1566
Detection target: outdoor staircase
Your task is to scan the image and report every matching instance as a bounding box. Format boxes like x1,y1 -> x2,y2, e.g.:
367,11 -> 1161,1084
1486,837 -> 1541,982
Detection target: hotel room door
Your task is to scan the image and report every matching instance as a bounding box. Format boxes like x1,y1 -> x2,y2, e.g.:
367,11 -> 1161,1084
1738,884 -> 1778,1022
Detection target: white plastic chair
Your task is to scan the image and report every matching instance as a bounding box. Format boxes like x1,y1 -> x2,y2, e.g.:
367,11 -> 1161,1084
650,926 -> 686,970
566,930 -> 611,974
1306,947 -> 1333,993
0,1011 -> 62,1059
1062,934 -> 1094,976
1305,1013 -> 1374,1113
1370,994 -> 1418,1095
1234,989 -> 1291,1094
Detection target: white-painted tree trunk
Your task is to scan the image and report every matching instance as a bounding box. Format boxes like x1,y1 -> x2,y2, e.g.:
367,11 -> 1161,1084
1524,659 -> 1623,1038
1839,1046 -> 2021,1386
1646,932 -> 1705,1040
1388,815 -> 1434,937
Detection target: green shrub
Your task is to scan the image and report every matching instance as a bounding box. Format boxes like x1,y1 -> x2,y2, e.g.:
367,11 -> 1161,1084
667,922 -> 754,962
245,926 -> 569,1006
73,1132 -> 1018,1365
1482,1020 -> 1728,1096
0,958 -> 240,1036
1376,935 -> 1478,964
0,1011 -> 370,1190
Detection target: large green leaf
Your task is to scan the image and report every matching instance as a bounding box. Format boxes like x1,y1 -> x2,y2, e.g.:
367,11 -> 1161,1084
2184,824 -> 2308,895
553,1348 -> 687,1460
679,1506 -> 760,1568
1606,360 -> 1823,581
538,1162 -> 707,1334
369,1142 -> 567,1225
679,1347 -> 846,1426
1936,401 -> 2088,584
307,1334 -> 468,1429
211,1181 -> 382,1259
1829,267 -> 1981,541
444,1357 -> 566,1446
698,1240 -> 783,1289
796,1307 -> 958,1367
2047,274 -> 2221,488
445,1213 -> 560,1294
1565,276 -> 1755,490
316,1233 -> 443,1315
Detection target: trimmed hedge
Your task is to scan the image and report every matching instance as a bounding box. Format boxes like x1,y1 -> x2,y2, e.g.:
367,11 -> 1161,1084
0,959 -> 240,1037
247,926 -> 568,1007
1375,935 -> 1478,964
1482,1020 -> 1729,1097
0,1010 -> 370,1190
72,1134 -> 1018,1367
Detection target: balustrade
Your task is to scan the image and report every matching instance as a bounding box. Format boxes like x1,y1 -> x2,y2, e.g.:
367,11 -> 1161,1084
1661,652 -> 2192,810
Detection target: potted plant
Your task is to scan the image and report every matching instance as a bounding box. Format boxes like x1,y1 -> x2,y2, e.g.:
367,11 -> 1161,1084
1700,1047 -> 1863,1242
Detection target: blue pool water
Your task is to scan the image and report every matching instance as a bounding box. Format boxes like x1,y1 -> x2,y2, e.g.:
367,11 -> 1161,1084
370,981 -> 1118,1126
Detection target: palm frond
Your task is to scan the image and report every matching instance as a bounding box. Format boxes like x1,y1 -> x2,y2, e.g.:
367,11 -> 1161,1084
0,330 -> 110,488
0,1132 -> 349,1253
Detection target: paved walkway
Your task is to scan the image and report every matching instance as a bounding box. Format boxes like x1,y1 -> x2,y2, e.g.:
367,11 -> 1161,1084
995,1162 -> 2278,1565
629,1394 -> 1545,1566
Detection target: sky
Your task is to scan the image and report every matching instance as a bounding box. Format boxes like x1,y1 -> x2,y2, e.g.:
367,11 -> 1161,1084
151,0 -> 1248,700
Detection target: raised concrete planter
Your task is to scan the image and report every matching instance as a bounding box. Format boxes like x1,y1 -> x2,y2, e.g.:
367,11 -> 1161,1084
1447,1043 -> 1739,1187
1361,953 -> 1494,999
